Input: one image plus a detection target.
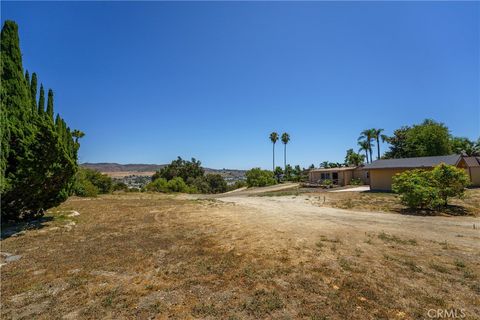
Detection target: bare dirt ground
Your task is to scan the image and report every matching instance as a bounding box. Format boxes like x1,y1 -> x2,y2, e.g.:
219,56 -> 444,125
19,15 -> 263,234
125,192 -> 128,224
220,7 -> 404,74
1,191 -> 479,319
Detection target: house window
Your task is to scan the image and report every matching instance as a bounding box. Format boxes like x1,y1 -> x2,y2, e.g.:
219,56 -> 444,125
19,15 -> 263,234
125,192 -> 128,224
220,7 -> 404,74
321,173 -> 331,180
332,172 -> 338,181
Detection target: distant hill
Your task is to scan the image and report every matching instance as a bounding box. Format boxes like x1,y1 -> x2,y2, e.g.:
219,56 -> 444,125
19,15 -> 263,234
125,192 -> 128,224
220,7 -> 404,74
81,163 -> 165,172
80,163 -> 246,179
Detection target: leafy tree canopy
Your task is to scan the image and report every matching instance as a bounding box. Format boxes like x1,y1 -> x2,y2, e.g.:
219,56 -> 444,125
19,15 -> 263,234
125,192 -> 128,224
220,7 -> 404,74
384,119 -> 451,158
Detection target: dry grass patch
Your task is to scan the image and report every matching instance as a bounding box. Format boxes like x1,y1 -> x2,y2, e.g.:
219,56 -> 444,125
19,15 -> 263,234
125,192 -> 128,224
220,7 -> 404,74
1,193 -> 479,319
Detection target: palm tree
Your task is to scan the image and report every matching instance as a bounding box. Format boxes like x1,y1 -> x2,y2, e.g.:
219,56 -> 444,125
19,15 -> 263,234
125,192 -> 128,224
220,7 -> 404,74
71,129 -> 85,144
358,129 -> 375,163
281,132 -> 290,172
269,132 -> 279,172
372,128 -> 386,160
358,140 -> 370,164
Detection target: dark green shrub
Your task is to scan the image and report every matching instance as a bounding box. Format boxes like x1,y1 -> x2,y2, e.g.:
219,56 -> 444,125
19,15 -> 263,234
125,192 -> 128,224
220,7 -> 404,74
393,164 -> 470,210
392,169 -> 440,209
166,177 -> 189,193
228,180 -> 247,191
350,178 -> 363,186
430,163 -> 470,206
73,168 -> 112,197
73,179 -> 98,197
146,178 -> 168,192
205,174 -> 228,194
112,182 -> 128,192
246,168 -> 276,187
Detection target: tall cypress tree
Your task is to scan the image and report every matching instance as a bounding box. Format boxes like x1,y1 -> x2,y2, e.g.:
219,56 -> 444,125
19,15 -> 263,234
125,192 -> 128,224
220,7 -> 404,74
38,84 -> 45,113
46,88 -> 54,120
30,72 -> 37,111
1,20 -> 82,220
25,70 -> 30,87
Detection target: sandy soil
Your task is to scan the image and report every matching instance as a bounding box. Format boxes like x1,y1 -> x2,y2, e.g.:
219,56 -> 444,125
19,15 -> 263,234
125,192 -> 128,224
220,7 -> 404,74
217,195 -> 480,251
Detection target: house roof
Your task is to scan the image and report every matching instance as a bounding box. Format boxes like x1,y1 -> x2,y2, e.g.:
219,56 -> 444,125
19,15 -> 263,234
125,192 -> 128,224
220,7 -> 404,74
463,157 -> 480,167
363,154 -> 461,170
310,166 -> 358,173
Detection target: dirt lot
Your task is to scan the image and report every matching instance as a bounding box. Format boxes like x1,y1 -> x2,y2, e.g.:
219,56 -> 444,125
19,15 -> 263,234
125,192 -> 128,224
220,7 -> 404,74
1,191 -> 479,319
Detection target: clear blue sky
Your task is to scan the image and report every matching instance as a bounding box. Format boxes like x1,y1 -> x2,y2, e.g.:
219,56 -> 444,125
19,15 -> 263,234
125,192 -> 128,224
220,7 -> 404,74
2,2 -> 479,169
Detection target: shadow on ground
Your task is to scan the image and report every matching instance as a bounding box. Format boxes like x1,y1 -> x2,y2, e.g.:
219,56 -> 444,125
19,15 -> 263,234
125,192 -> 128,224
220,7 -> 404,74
1,216 -> 54,239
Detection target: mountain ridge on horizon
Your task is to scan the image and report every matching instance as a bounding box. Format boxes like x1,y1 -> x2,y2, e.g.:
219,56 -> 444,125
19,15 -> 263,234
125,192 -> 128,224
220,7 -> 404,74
80,162 -> 246,174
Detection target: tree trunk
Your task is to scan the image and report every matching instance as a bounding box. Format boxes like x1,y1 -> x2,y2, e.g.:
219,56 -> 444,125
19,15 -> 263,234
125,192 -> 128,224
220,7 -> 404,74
377,137 -> 380,159
272,143 -> 275,172
284,144 -> 286,172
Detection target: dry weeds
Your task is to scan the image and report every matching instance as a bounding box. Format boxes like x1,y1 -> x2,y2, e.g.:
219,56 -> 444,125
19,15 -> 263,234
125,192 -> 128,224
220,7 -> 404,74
1,193 -> 479,319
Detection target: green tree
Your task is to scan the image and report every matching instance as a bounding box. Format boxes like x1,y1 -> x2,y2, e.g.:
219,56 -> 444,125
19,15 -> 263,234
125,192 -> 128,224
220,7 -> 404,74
384,120 -> 451,158
1,20 -> 80,220
246,168 -> 276,187
358,140 -> 370,164
205,173 -> 228,194
372,128 -> 386,160
146,178 -> 169,193
450,137 -> 478,156
46,88 -> 54,120
392,164 -> 469,209
392,169 -> 439,209
38,84 -> 45,113
274,166 -> 283,182
283,164 -> 293,181
281,132 -> 290,172
345,148 -> 365,166
25,70 -> 30,86
269,132 -> 279,172
430,164 -> 470,206
152,157 -> 204,182
358,129 -> 375,163
30,72 -> 37,111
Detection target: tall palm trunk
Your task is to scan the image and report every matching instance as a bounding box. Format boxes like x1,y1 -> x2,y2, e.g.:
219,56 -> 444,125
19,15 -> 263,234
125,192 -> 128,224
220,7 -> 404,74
284,144 -> 287,172
369,147 -> 373,164
272,143 -> 275,172
376,136 -> 380,160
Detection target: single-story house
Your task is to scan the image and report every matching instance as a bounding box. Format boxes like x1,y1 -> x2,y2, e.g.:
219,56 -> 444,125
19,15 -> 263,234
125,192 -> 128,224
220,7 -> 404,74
308,166 -> 368,186
363,154 -> 480,191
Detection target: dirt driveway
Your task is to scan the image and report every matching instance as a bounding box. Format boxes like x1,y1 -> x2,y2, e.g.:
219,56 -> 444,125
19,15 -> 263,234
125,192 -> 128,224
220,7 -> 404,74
217,195 -> 480,251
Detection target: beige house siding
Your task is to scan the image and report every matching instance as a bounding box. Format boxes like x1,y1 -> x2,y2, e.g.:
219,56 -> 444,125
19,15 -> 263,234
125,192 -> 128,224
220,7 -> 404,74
369,162 -> 480,190
369,168 -> 406,191
308,167 -> 368,186
309,170 -> 348,185
469,167 -> 480,186
353,168 -> 369,184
